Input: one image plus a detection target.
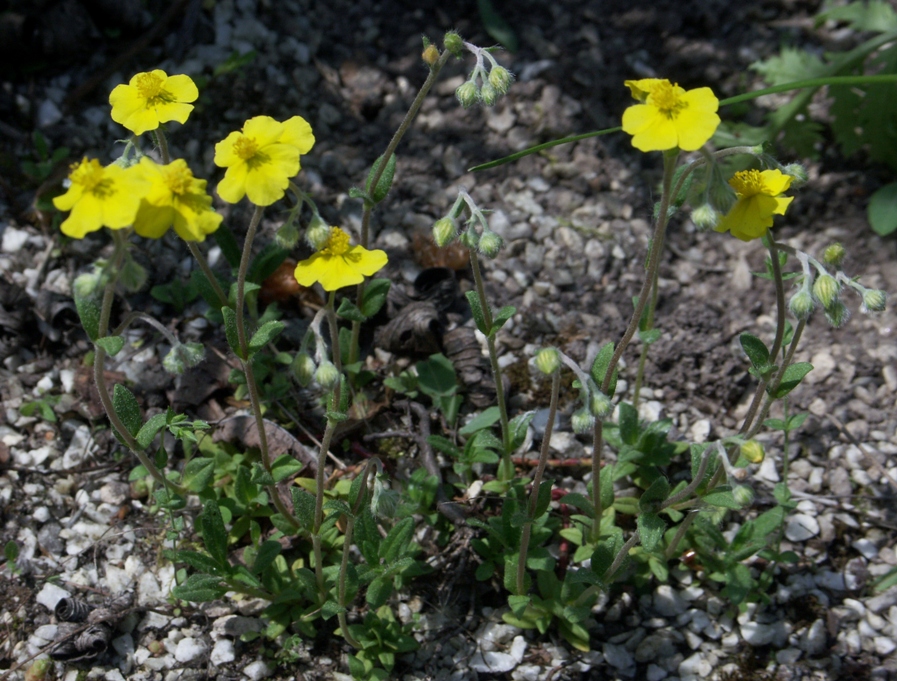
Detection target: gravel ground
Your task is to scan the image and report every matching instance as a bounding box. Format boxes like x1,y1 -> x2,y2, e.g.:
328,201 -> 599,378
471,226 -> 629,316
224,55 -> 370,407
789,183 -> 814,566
1,0 -> 897,679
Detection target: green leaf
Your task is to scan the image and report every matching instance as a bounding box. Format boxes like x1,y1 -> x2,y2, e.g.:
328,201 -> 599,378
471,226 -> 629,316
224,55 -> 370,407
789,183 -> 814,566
234,466 -> 259,506
490,305 -> 516,336
617,402 -> 639,445
739,333 -> 770,369
770,361 -> 813,398
250,462 -> 275,486
247,243 -> 289,285
724,563 -> 754,605
291,488 -> 315,531
271,454 -> 305,483
638,328 -> 662,345
190,268 -> 227,307
533,481 -> 553,519
96,335 -> 125,356
785,412 -> 809,431
590,342 -> 618,396
508,594 -> 530,617
477,0 -> 518,51
248,320 -> 285,354
348,186 -> 372,203
212,223 -> 242,269
638,476 -> 670,513
459,406 -> 501,436
816,0 -> 897,31
361,279 -> 391,318
112,384 -> 142,436
183,457 -> 215,492
4,540 -> 19,563
171,573 -> 227,602
135,413 -> 168,449
868,182 -> 897,236
336,298 -> 366,323
74,294 -> 101,342
465,290 -> 489,335
638,513 -> 666,553
166,549 -> 227,576
416,354 -> 459,399
365,153 -> 397,204
508,411 -> 535,451
221,306 -> 244,359
252,540 -> 281,576
366,575 -> 392,608
200,500 -> 229,567
590,527 -> 624,579
702,487 -> 742,510
381,517 -> 414,564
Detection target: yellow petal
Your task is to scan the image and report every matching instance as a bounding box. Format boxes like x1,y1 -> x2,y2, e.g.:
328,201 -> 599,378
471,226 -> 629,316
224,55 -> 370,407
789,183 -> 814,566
759,169 -> 792,196
217,164 -> 249,204
163,74 -> 199,103
624,107 -> 678,151
773,195 -> 793,216
53,184 -> 83,212
624,79 -> 664,102
682,87 -> 719,113
62,195 -> 104,237
133,202 -> 174,239
674,106 -> 720,151
242,116 -> 284,147
280,116 -> 315,154
152,101 -> 195,126
242,144 -> 298,206
121,108 -> 161,135
345,246 -> 388,277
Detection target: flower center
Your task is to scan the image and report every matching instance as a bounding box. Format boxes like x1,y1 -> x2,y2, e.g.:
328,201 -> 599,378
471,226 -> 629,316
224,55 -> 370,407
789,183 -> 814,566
164,164 -> 194,196
136,72 -> 168,104
233,136 -> 259,160
650,81 -> 687,119
323,227 -> 351,256
729,170 -> 765,198
70,158 -> 113,196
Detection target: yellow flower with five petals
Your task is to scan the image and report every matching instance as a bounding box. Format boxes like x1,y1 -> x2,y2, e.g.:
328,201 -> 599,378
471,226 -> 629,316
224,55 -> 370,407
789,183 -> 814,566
622,78 -> 720,152
294,227 -> 387,291
132,158 -> 223,242
53,158 -> 147,238
214,115 -> 315,206
109,70 -> 199,136
714,169 -> 794,241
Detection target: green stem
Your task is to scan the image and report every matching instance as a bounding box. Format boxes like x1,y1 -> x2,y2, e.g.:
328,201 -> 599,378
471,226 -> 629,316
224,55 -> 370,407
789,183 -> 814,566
632,267 -> 660,407
517,369 -> 561,595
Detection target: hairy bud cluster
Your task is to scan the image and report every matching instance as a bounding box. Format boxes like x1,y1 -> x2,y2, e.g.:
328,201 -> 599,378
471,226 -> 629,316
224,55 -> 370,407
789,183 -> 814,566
534,347 -> 560,375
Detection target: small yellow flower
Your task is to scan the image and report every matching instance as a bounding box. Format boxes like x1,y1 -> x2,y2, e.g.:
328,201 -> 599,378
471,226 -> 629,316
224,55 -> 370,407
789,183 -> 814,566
53,158 -> 147,238
621,79 -> 720,152
294,227 -> 387,291
714,169 -> 794,241
109,70 -> 198,135
133,158 -> 222,242
214,115 -> 315,206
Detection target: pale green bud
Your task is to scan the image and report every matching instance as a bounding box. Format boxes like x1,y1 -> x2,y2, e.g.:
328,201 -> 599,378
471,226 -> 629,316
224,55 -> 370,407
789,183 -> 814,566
73,270 -> 104,299
823,243 -> 846,269
589,390 -> 613,419
371,474 -> 400,519
788,287 -> 815,320
162,342 -> 205,375
291,351 -> 316,387
314,360 -> 340,389
813,274 -> 840,309
305,215 -> 331,251
432,217 -> 457,247
740,440 -> 765,464
534,347 -> 560,375
571,408 -> 595,434
456,81 -> 479,108
459,228 -> 479,249
488,66 -> 513,95
479,82 -> 498,107
443,31 -> 464,57
707,171 -> 737,214
783,163 -> 808,187
732,484 -> 755,508
862,289 -> 887,313
276,219 -> 301,249
690,204 -> 720,231
478,229 -> 503,258
824,300 -> 850,328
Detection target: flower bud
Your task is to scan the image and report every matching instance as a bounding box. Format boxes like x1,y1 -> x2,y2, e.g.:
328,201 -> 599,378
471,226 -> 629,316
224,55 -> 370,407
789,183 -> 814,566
291,351 -> 316,387
73,270 -> 104,299
459,228 -> 479,249
479,82 -> 498,107
275,219 -> 300,249
534,347 -> 560,375
371,474 -> 400,519
443,31 -> 464,57
707,169 -> 737,214
690,204 -> 720,231
589,390 -> 613,419
478,229 -> 503,258
823,243 -> 845,269
163,342 -> 205,375
314,360 -> 340,390
824,300 -> 850,328
422,44 -> 440,67
783,163 -> 808,187
862,289 -> 887,313
455,81 -> 479,108
571,407 -> 595,434
432,217 -> 456,247
488,66 -> 513,95
732,484 -> 755,508
812,274 -> 840,309
740,440 -> 765,464
788,287 -> 815,320
305,215 -> 331,251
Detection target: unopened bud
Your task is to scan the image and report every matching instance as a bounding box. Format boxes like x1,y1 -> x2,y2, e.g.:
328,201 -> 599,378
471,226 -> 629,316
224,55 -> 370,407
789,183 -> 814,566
371,474 -> 399,519
740,440 -> 765,464
455,81 -> 478,108
788,287 -> 815,320
589,390 -> 613,419
534,347 -> 560,375
163,342 -> 205,375
732,484 -> 755,508
275,219 -> 300,249
862,289 -> 887,313
314,360 -> 340,390
478,229 -> 503,258
824,300 -> 850,328
488,66 -> 513,95
432,217 -> 456,247
823,243 -> 846,269
459,228 -> 479,250
571,408 -> 595,434
479,82 -> 498,107
292,351 -> 316,387
73,270 -> 103,299
783,163 -> 808,187
305,215 -> 331,251
691,204 -> 720,231
813,274 -> 840,309
443,31 -> 464,57
422,44 -> 440,67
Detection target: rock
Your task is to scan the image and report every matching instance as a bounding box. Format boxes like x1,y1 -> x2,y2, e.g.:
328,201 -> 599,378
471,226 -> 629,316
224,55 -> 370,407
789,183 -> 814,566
35,582 -> 70,611
874,636 -> 897,656
243,660 -> 272,681
679,652 -> 712,679
211,639 -> 236,665
807,351 -> 836,383
602,642 -> 634,670
740,621 -> 777,646
647,663 -> 667,681
784,514 -> 820,542
509,635 -> 526,663
175,637 -> 207,664
470,650 -> 517,673
800,619 -> 827,656
635,632 -> 677,663
653,585 -> 687,617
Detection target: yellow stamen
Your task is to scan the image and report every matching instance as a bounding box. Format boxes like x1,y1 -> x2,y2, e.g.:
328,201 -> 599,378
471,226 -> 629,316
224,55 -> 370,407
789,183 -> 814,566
729,170 -> 764,197
323,227 -> 351,255
136,72 -> 166,103
233,136 -> 259,160
650,81 -> 687,119
164,165 -> 194,196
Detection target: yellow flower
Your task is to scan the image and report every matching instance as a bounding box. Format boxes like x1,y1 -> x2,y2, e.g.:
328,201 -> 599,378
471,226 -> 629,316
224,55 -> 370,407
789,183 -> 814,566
53,158 -> 147,238
294,227 -> 387,291
132,158 -> 222,242
109,70 -> 198,135
714,169 -> 794,241
621,79 -> 720,152
214,115 -> 315,206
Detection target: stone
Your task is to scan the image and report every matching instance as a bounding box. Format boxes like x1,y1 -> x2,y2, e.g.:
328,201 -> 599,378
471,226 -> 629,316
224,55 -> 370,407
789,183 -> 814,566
470,650 -> 517,673
509,635 -> 527,663
602,642 -> 634,670
35,582 -> 70,611
740,621 -> 777,646
679,652 -> 712,678
174,637 -> 207,664
799,619 -> 827,657
243,660 -> 272,681
653,585 -> 687,617
211,639 -> 236,665
784,514 -> 820,542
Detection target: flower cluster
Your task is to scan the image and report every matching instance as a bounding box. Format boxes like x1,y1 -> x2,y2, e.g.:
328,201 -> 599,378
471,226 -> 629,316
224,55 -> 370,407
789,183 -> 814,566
621,78 -> 720,152
455,43 -> 514,108
110,70 -> 199,136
